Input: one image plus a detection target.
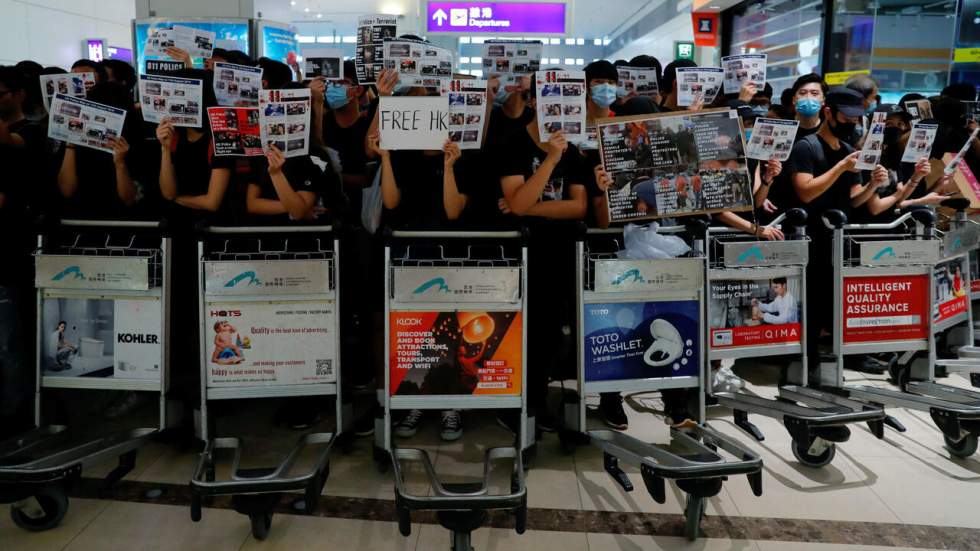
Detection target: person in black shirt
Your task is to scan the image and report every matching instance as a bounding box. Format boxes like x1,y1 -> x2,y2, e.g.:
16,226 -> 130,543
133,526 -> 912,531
246,145 -> 328,223
485,74 -> 534,154
322,60 -> 377,202
658,59 -> 698,112
442,142 -> 504,228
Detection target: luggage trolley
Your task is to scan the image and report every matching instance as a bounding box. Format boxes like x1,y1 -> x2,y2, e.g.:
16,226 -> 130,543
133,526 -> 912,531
707,210 -> 887,468
381,230 -> 529,551
820,208 -> 980,459
190,225 -> 343,540
561,223 -> 763,541
0,219 -> 168,531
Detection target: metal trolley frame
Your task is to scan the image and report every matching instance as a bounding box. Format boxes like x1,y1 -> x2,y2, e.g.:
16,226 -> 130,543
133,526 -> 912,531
190,226 -> 342,540
561,224 -> 763,540
380,230 -> 529,551
0,220 -> 169,531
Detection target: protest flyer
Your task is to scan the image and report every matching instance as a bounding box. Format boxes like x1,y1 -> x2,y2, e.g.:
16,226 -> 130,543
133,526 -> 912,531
302,48 -> 344,79
721,54 -> 767,94
138,74 -> 203,127
145,59 -> 185,76
482,39 -> 543,88
854,112 -> 888,170
934,256 -> 969,324
207,107 -> 262,157
675,67 -> 724,107
842,275 -> 929,343
944,127 -> 980,175
901,121 -> 939,163
905,98 -> 934,121
389,311 -> 522,396
443,78 -> 487,150
378,96 -> 450,150
39,72 -> 94,112
356,14 -> 398,85
965,100 -> 980,122
48,94 -> 126,154
144,24 -> 215,59
259,88 -> 311,158
709,276 -> 802,349
617,66 -> 659,98
597,108 -> 752,222
383,37 -> 454,88
213,62 -> 263,107
745,118 -> 799,162
535,70 -> 587,144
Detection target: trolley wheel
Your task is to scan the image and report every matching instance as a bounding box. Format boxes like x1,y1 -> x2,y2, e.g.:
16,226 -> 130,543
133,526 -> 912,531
396,504 -> 411,537
791,439 -> 836,468
514,502 -> 527,534
204,464 -> 216,483
683,494 -> 706,541
944,434 -> 979,458
249,511 -> 272,541
190,494 -> 202,522
10,487 -> 69,532
373,446 -> 390,474
888,362 -> 908,388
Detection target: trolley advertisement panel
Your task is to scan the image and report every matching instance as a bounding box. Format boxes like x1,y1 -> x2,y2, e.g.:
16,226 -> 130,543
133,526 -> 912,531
709,274 -> 802,350
842,274 -> 929,343
933,255 -> 969,326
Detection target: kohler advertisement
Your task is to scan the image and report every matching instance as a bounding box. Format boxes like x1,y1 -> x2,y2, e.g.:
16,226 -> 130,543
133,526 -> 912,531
41,297 -> 162,380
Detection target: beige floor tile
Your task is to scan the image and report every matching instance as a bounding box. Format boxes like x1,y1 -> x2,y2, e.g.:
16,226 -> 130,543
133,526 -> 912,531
416,523 -> 589,551
756,542 -> 941,551
587,532 -> 761,551
859,455 -> 980,528
0,497 -> 109,551
239,516 -> 419,550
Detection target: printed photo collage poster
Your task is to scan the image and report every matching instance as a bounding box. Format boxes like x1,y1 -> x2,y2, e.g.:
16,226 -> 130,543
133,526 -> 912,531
48,94 -> 126,154
207,106 -> 261,157
617,66 -> 659,98
905,99 -> 934,122
745,118 -> 799,162
138,74 -> 203,128
144,24 -> 215,59
302,48 -> 344,80
945,127 -> 980,175
855,112 -> 888,170
443,79 -> 488,150
259,88 -> 312,158
676,67 -> 724,107
482,40 -> 543,88
535,70 -> 587,144
383,37 -> 454,89
39,72 -> 95,112
356,14 -> 398,85
213,62 -> 263,107
721,54 -> 767,95
902,121 -> 939,163
597,108 -> 753,223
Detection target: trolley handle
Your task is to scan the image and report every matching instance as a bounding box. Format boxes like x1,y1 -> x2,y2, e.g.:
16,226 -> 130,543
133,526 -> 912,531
203,225 -> 334,234
766,208 -> 807,230
387,230 -> 524,239
59,219 -> 164,229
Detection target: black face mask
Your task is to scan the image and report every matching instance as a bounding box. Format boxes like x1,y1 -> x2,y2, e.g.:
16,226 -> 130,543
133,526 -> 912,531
829,112 -> 856,141
882,126 -> 904,146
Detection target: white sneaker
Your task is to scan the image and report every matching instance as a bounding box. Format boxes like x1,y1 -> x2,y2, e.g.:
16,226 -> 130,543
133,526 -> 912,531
395,409 -> 423,438
440,410 -> 462,442
712,371 -> 737,393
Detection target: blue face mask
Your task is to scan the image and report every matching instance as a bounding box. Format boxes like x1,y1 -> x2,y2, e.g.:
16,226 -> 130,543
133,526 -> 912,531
493,88 -> 513,106
590,84 -> 617,108
796,97 -> 821,117
615,85 -> 627,99
326,85 -> 351,110
865,101 -> 878,115
751,105 -> 769,117
744,129 -> 753,141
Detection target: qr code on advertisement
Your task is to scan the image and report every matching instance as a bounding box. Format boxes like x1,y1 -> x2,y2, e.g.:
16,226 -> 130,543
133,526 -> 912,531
316,359 -> 333,377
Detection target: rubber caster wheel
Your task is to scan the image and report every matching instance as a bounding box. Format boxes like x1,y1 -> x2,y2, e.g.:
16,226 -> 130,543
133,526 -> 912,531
11,487 -> 69,532
249,511 -> 272,541
396,505 -> 411,537
888,363 -> 909,389
791,439 -> 836,468
944,434 -> 979,458
514,503 -> 527,534
375,459 -> 389,474
683,494 -> 706,541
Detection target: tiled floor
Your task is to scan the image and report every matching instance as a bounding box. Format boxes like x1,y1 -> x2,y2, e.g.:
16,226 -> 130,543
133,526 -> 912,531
3,366 -> 980,550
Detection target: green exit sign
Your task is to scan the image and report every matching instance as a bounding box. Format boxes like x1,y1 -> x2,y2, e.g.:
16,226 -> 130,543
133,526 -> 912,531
674,41 -> 695,61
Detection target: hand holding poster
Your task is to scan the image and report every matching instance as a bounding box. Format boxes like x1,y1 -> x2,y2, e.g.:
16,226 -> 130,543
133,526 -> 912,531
443,79 -> 488,150
356,15 -> 398,85
854,112 -> 887,170
536,70 -> 587,144
144,25 -> 215,59
378,96 -> 450,150
902,121 -> 939,163
139,74 -> 203,127
745,118 -> 799,162
259,89 -> 311,158
383,38 -> 454,88
721,54 -> 767,94
302,48 -> 344,79
617,66 -> 659,99
945,127 -> 980,175
207,107 -> 262,156
48,94 -> 126,154
213,62 -> 263,107
675,67 -> 724,107
597,108 -> 752,222
39,73 -> 94,112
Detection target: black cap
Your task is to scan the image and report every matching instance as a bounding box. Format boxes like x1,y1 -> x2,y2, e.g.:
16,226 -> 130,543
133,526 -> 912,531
825,86 -> 865,118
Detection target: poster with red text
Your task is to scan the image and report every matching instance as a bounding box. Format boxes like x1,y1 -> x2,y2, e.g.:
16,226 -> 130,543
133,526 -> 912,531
933,256 -> 969,323
389,311 -> 521,396
843,275 -> 929,343
207,106 -> 262,156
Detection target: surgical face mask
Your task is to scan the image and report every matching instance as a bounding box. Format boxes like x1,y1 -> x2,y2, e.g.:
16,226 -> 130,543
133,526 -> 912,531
615,85 -> 627,99
744,129 -> 753,141
326,85 -> 351,110
795,97 -> 821,117
865,100 -> 878,115
829,113 -> 857,141
750,104 -> 769,117
590,84 -> 617,108
493,87 -> 513,106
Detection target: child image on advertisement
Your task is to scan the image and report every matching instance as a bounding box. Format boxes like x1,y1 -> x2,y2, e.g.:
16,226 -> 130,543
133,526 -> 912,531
211,321 -> 246,364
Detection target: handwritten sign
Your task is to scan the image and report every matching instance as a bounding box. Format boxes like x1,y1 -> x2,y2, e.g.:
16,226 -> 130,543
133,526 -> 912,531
379,96 -> 450,150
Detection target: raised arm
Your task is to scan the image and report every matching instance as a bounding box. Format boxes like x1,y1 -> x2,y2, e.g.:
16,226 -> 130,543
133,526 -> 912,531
793,150 -> 859,204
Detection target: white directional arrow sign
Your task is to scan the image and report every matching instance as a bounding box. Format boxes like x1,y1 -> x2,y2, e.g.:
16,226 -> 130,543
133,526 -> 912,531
433,8 -> 448,26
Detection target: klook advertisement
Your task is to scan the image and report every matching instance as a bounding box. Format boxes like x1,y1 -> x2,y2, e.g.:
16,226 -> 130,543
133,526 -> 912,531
709,276 -> 802,349
389,311 -> 522,396
583,301 -> 699,382
843,275 -> 929,343
934,256 -> 968,323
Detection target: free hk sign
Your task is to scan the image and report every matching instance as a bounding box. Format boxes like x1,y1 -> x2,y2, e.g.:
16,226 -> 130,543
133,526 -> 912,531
426,1 -> 568,34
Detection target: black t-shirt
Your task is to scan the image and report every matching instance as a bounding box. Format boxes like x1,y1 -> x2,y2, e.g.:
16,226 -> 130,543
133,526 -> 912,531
386,150 -> 447,229
485,105 -> 535,154
787,133 -> 859,228
453,150 -> 506,228
164,130 -> 237,227
59,143 -> 149,220
323,99 -> 377,177
0,119 -> 47,221
247,155 -> 333,225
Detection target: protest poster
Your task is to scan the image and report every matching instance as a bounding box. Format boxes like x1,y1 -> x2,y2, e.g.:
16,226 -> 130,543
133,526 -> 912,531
205,301 -> 337,386
482,39 -> 542,89
934,256 -> 969,324
48,94 -> 126,154
944,127 -> 980,175
854,112 -> 887,170
842,275 -> 929,343
745,118 -> 799,162
302,48 -> 344,79
145,59 -> 185,76
905,99 -> 934,121
583,300 -> 700,382
443,79 -> 487,150
721,54 -> 767,94
138,74 -> 203,127
617,66 -> 659,98
901,121 -> 939,163
965,100 -> 980,123
144,24 -> 215,59
383,37 -> 454,88
389,311 -> 522,396
709,276 -> 802,349
213,62 -> 263,107
597,108 -> 752,223
207,107 -> 262,157
259,88 -> 311,158
39,72 -> 94,112
378,96 -> 450,150
535,70 -> 587,144
356,14 -> 398,85
676,67 -> 724,107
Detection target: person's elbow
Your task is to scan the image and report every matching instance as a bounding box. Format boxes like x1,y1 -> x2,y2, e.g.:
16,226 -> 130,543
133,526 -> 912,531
445,202 -> 464,220
245,195 -> 259,214
571,196 -> 587,220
